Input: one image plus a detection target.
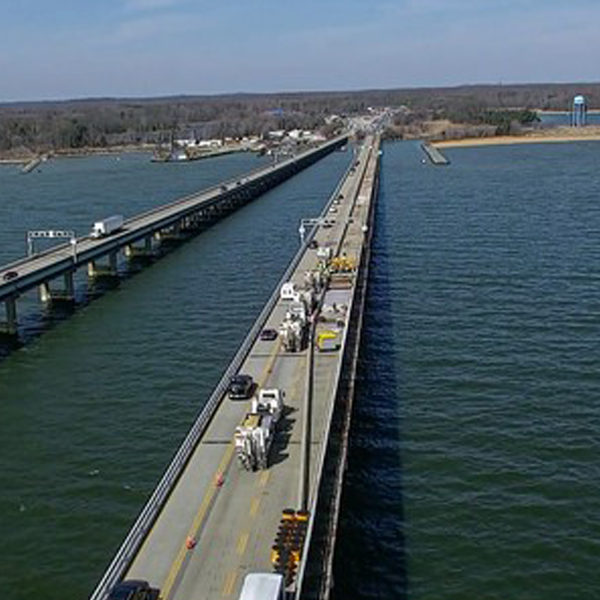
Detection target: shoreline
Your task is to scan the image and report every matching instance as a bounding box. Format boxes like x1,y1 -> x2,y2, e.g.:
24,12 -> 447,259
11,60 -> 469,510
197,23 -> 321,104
433,133 -> 600,149
0,144 -> 154,164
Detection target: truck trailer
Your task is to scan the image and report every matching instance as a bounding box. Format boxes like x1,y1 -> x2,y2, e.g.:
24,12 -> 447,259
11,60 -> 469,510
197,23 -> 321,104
90,215 -> 124,239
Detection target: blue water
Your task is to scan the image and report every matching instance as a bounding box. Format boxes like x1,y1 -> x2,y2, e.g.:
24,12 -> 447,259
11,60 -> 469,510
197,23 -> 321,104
538,112 -> 600,126
334,140 -> 600,600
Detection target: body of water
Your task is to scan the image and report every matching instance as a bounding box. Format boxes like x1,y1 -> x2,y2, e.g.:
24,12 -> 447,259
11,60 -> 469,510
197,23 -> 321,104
538,112 -> 600,126
335,140 -> 600,599
2,139 -> 600,600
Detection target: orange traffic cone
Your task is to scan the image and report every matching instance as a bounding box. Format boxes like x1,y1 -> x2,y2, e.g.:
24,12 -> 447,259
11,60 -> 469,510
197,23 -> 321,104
186,536 -> 197,550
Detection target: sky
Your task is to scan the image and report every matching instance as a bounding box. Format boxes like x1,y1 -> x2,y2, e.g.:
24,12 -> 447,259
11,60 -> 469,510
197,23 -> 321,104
1,0 -> 599,102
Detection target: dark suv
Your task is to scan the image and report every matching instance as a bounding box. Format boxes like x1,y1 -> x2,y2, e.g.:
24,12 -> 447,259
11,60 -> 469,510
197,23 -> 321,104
228,374 -> 254,400
2,271 -> 18,281
108,580 -> 159,600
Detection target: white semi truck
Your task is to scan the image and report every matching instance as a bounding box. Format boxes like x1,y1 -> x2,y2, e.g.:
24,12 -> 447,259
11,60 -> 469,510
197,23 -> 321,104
238,573 -> 284,600
90,215 -> 124,238
234,389 -> 284,471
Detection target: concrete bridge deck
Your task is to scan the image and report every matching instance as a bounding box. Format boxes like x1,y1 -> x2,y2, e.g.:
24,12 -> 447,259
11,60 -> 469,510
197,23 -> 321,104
0,135 -> 347,334
90,135 -> 381,600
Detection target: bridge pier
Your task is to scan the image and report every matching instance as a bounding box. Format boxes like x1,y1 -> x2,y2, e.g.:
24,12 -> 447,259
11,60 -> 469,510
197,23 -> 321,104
157,222 -> 186,244
88,254 -> 118,278
125,237 -> 155,258
38,274 -> 75,303
1,297 -> 18,336
39,281 -> 52,303
63,271 -> 75,298
109,252 -> 118,273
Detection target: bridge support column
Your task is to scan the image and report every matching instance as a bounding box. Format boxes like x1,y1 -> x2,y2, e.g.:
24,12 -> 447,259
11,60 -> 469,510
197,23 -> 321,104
63,271 -> 75,299
145,236 -> 153,252
3,297 -> 18,336
39,281 -> 52,303
87,261 -> 97,277
154,230 -> 162,242
124,244 -> 133,258
109,252 -> 118,273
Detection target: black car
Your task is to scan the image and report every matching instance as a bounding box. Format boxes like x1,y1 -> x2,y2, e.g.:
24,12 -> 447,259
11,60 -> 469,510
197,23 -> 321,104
228,374 -> 254,400
259,328 -> 278,341
108,580 -> 159,600
2,271 -> 18,281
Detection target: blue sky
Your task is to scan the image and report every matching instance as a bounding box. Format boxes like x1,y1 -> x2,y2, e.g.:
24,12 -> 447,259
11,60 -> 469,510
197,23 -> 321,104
1,0 -> 599,101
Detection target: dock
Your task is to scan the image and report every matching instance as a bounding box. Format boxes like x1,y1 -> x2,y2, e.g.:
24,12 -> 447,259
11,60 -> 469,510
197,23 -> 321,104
90,134 -> 381,600
421,141 -> 450,165
20,157 -> 43,173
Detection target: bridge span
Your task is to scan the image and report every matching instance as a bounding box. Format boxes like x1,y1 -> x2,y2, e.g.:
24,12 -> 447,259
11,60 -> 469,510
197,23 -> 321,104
91,134 -> 381,600
0,134 -> 347,337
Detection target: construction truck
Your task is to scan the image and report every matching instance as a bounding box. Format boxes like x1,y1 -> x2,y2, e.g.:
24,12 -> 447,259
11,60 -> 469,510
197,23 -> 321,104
234,389 -> 284,471
316,329 -> 341,352
279,300 -> 308,352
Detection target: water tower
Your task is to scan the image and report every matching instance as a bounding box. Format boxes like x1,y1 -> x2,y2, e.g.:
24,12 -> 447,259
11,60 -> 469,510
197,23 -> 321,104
571,95 -> 587,127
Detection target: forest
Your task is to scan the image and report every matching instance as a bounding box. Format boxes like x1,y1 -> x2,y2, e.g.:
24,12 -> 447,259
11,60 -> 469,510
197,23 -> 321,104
1,82 -> 598,156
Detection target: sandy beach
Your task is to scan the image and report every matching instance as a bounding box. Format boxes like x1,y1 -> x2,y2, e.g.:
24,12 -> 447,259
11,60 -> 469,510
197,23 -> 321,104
433,126 -> 600,148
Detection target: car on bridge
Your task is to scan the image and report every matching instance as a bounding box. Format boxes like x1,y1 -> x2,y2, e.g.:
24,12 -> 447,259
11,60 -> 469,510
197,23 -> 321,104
2,271 -> 18,281
259,328 -> 278,341
228,373 -> 255,400
107,580 -> 159,600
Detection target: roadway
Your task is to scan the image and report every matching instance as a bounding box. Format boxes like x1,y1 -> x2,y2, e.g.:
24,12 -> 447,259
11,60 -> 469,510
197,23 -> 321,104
0,135 -> 347,306
120,136 -> 380,600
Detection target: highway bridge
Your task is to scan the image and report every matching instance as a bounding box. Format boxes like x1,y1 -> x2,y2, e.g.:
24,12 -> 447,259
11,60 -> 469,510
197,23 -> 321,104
90,134 -> 381,600
0,134 -> 347,337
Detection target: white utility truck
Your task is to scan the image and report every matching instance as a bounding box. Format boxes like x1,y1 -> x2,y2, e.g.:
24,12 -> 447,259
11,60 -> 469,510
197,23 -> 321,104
234,389 -> 284,471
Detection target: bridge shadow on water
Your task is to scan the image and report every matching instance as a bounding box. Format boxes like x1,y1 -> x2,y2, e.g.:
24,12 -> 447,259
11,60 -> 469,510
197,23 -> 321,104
332,173 -> 408,600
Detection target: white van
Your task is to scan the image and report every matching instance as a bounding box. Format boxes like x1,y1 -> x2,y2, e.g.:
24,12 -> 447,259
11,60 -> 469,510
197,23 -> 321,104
238,573 -> 284,600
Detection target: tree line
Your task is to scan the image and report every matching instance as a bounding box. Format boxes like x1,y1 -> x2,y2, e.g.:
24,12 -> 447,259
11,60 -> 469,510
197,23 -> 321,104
1,82 -> 598,155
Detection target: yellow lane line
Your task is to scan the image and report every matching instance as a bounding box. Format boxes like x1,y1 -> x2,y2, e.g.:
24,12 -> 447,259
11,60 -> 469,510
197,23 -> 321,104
259,470 -> 270,487
161,322 -> 282,597
236,531 -> 249,556
161,442 -> 235,599
222,571 -> 237,596
256,337 -> 281,388
249,497 -> 260,517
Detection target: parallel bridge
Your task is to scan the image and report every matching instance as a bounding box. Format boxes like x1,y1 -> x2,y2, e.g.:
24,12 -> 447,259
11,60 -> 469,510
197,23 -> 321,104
0,134 -> 347,335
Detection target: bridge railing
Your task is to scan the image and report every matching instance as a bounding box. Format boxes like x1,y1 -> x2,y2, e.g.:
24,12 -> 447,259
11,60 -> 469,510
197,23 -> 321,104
89,136 -> 352,600
0,135 -> 347,280
124,135 -> 347,226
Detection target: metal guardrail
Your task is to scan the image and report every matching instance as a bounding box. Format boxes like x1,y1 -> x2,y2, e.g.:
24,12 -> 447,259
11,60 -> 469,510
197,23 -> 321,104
89,137 -> 353,600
